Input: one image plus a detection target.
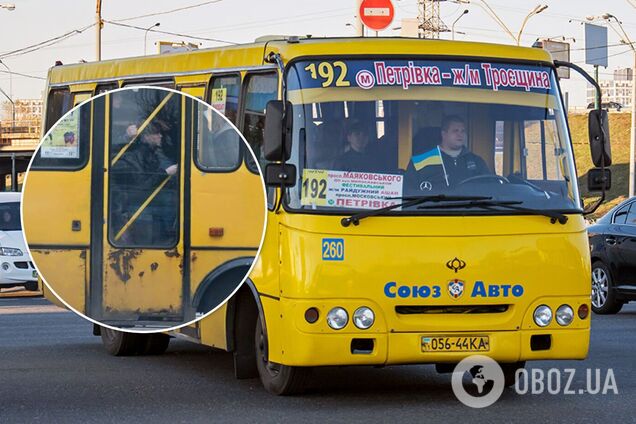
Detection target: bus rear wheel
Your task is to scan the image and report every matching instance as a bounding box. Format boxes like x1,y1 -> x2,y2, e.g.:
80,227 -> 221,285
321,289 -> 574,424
255,315 -> 309,395
100,327 -> 170,356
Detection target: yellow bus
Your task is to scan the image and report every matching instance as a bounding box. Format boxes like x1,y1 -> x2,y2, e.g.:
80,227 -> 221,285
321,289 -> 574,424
34,36 -> 611,394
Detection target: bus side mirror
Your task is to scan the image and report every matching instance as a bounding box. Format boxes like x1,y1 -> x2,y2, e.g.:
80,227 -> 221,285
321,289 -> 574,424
587,168 -> 611,192
263,100 -> 293,161
264,163 -> 296,187
588,109 -> 612,167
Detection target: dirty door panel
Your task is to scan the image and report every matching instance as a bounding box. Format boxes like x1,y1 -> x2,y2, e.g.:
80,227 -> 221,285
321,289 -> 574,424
100,89 -> 186,324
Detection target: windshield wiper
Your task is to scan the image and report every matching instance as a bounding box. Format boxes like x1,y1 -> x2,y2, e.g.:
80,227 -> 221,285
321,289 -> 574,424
417,200 -> 569,224
340,195 -> 492,227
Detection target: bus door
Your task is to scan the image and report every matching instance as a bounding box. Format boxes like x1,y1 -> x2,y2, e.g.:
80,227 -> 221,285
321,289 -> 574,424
94,88 -> 188,326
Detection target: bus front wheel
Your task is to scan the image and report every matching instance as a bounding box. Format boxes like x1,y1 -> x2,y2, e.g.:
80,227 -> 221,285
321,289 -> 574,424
255,315 -> 309,395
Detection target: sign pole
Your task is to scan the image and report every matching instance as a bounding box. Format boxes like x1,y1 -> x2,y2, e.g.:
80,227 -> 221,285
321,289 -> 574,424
594,65 -> 600,109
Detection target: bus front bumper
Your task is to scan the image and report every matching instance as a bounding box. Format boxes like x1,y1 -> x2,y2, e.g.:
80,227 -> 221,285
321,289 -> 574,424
271,298 -> 590,367
276,328 -> 590,367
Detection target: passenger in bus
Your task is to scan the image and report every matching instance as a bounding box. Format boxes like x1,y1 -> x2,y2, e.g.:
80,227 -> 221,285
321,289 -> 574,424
111,124 -> 178,245
334,120 -> 385,173
408,115 -> 490,191
306,121 -> 344,170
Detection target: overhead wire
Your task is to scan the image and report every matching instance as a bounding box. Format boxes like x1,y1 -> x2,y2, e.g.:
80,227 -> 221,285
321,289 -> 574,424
103,20 -> 239,45
0,69 -> 46,80
110,0 -> 223,23
0,23 -> 96,60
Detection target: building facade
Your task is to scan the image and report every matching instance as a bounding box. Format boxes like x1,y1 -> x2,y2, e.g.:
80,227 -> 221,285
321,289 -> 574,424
586,68 -> 633,110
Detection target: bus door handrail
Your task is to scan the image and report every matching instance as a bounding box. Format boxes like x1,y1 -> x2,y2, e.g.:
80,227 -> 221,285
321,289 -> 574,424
113,174 -> 173,242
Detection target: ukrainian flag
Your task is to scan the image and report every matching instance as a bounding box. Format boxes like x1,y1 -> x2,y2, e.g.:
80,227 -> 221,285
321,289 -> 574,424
412,146 -> 444,171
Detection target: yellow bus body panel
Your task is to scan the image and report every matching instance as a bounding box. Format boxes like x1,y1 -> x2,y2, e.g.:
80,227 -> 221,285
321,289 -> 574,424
31,249 -> 88,313
199,303 -> 229,350
23,170 -> 91,246
259,213 -> 590,365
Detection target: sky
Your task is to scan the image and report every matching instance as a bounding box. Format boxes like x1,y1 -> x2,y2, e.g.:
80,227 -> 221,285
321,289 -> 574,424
0,0 -> 634,107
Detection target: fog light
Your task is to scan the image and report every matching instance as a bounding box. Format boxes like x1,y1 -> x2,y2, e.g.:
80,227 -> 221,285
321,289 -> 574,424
1,262 -> 9,271
556,304 -> 574,326
533,305 -> 552,327
353,307 -> 375,329
304,307 -> 319,324
326,307 -> 348,330
578,304 -> 589,319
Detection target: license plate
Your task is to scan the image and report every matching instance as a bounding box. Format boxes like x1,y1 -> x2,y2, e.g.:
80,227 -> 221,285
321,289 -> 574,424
32,271 -> 37,278
421,336 -> 490,352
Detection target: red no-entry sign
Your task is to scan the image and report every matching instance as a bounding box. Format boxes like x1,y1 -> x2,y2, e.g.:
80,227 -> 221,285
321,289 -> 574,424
359,0 -> 395,31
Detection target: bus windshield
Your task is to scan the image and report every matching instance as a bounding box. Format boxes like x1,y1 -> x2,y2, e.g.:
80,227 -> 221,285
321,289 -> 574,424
284,58 -> 580,215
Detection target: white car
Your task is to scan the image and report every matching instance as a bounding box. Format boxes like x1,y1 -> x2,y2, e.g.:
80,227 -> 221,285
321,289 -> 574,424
0,192 -> 38,292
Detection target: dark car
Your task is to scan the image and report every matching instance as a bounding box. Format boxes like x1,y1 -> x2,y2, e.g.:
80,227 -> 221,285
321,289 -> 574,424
586,101 -> 623,111
588,197 -> 636,314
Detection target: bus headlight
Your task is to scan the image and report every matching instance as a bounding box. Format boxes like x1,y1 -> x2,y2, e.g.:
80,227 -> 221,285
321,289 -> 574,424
556,305 -> 574,326
533,305 -> 552,327
353,307 -> 375,329
326,307 -> 348,330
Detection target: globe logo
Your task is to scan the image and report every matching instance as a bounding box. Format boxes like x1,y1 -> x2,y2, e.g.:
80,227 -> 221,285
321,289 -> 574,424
451,355 -> 505,408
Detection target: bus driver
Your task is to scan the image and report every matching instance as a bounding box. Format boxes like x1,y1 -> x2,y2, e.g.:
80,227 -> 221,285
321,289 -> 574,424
409,115 -> 490,191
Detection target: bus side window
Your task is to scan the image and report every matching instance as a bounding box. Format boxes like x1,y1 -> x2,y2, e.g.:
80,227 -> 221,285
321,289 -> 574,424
45,88 -> 72,133
96,83 -> 118,95
32,95 -> 92,170
241,72 -> 278,174
108,89 -> 181,248
209,74 -> 240,124
194,100 -> 241,171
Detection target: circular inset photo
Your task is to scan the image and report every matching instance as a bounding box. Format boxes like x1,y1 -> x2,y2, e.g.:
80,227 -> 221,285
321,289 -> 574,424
22,86 -> 267,332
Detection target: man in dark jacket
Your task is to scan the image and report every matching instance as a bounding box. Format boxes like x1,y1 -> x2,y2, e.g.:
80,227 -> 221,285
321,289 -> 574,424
408,115 -> 490,191
334,120 -> 385,173
111,123 -> 178,245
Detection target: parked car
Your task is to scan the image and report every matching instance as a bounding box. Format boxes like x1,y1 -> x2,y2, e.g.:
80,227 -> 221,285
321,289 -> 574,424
0,192 -> 38,292
586,101 -> 623,111
588,197 -> 636,314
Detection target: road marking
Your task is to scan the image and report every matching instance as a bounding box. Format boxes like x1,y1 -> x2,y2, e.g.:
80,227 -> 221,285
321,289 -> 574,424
0,304 -> 68,314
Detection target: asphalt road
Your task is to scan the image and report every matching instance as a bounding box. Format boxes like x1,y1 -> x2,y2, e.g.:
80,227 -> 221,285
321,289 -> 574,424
0,295 -> 634,423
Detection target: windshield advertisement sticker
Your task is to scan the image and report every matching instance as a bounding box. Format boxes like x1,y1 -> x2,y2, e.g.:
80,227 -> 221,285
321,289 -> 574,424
292,60 -> 554,94
301,169 -> 403,209
40,110 -> 80,159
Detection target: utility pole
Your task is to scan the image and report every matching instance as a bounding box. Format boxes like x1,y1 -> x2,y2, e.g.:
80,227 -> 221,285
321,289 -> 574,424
96,0 -> 102,61
419,0 -> 449,39
0,60 -> 14,127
